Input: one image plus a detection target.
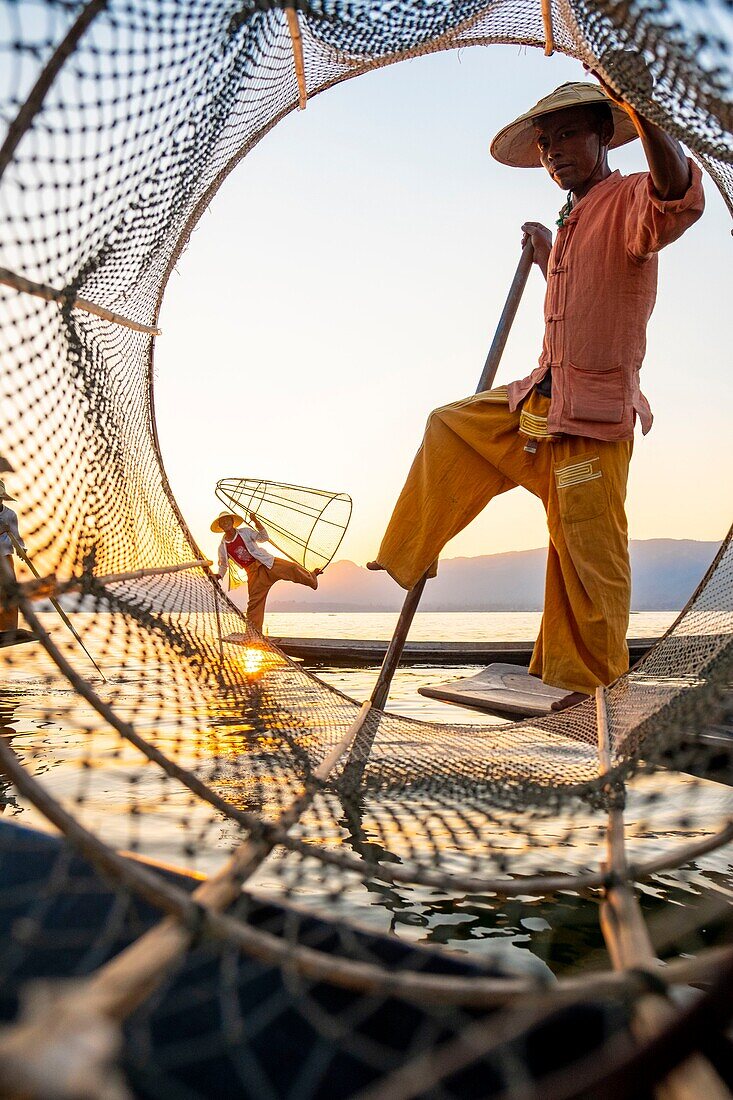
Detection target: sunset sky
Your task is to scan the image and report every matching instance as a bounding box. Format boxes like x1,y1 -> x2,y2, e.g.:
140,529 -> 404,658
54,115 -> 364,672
154,44 -> 732,570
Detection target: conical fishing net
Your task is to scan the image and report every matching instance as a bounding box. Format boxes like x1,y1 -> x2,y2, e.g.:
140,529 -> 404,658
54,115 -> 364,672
1,1 -> 733,1095
216,477 -> 352,571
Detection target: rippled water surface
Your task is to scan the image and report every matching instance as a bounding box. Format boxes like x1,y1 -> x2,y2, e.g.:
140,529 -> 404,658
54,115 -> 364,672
1,610 -> 731,978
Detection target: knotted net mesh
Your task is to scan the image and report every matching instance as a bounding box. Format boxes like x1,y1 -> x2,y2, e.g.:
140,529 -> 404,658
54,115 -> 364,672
0,1 -> 732,1095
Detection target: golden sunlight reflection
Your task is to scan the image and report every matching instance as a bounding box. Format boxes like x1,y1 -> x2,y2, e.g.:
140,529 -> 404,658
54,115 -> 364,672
223,638 -> 290,680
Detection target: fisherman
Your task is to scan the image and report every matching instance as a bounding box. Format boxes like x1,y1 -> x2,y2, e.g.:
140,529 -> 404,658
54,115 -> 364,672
211,510 -> 321,634
0,481 -> 26,639
367,79 -> 704,710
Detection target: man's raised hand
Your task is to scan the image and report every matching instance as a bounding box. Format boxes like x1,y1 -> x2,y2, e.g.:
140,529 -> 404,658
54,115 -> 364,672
521,222 -> 552,279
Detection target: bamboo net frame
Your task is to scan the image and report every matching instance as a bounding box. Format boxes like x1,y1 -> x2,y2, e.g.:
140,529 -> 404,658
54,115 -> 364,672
0,0 -> 732,1094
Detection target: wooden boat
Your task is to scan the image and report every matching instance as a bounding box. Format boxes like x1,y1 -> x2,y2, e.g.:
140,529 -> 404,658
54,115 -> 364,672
272,637 -> 656,668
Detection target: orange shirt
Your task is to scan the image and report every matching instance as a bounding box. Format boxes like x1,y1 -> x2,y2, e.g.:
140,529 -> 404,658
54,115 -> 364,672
507,162 -> 705,441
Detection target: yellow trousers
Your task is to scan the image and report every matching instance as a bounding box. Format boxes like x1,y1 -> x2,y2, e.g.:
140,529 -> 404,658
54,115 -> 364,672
375,388 -> 632,695
246,557 -> 318,634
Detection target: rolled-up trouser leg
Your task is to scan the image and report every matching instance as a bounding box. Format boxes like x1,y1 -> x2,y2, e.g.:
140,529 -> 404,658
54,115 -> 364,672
246,557 -> 318,634
245,562 -> 274,634
529,440 -> 633,694
375,389 -> 518,590
266,557 -> 319,589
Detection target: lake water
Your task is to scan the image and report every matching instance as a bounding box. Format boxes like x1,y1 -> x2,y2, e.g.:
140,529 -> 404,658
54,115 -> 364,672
266,610 -> 678,723
2,609 -> 732,979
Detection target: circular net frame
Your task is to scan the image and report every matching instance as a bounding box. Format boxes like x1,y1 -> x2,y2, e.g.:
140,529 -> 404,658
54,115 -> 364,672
0,1 -> 732,1096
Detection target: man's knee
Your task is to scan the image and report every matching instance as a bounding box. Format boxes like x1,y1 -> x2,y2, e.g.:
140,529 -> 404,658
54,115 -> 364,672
426,405 -> 449,432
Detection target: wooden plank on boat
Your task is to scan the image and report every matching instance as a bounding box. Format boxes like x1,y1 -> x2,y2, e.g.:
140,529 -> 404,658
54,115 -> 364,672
0,628 -> 37,649
270,637 -> 654,668
418,663 -> 569,719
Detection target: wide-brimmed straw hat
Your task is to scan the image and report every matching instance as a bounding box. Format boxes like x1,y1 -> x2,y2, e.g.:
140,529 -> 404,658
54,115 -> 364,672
210,510 -> 243,533
490,82 -> 638,168
0,480 -> 15,501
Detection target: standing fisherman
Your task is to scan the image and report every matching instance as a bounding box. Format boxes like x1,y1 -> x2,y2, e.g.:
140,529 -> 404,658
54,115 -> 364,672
212,511 -> 321,634
368,80 -> 704,710
0,481 -> 26,640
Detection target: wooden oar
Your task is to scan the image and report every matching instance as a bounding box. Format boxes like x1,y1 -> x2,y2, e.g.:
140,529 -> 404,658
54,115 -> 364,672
368,240 -> 535,714
6,529 -> 107,683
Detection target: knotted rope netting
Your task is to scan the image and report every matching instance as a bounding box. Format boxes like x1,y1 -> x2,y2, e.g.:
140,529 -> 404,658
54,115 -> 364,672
0,1 -> 732,1095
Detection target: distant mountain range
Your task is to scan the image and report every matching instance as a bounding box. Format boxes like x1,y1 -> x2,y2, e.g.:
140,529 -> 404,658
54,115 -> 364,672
267,540 -> 721,612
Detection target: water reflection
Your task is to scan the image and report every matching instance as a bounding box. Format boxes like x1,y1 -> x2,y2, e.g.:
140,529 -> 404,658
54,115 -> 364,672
0,697 -> 18,816
0,617 -> 730,977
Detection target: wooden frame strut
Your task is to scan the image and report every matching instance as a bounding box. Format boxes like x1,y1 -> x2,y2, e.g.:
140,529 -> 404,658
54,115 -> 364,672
541,0 -> 555,55
0,267 -> 161,336
12,558 -> 211,603
286,7 -> 308,110
595,687 -> 730,1099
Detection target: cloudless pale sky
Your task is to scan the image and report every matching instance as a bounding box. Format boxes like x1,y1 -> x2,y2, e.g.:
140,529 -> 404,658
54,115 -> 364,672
154,44 -> 732,570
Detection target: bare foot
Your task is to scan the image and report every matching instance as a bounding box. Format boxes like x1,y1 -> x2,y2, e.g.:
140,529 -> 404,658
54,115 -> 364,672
366,561 -> 384,571
550,691 -> 590,712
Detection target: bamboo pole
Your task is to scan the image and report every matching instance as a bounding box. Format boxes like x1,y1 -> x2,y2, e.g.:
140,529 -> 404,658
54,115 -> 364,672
475,240 -> 535,395
595,687 -> 730,1100
0,267 -> 161,337
541,0 -> 555,56
342,240 -> 535,777
13,558 -> 212,602
285,7 -> 308,110
369,575 -> 428,713
212,577 -> 226,666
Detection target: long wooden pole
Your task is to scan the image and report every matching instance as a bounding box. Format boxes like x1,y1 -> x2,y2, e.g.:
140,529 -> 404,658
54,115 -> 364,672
16,558 -> 211,602
366,240 -> 534,719
475,241 -> 535,396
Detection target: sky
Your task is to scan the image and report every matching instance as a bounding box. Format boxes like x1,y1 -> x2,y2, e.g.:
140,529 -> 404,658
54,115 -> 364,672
154,43 -> 732,570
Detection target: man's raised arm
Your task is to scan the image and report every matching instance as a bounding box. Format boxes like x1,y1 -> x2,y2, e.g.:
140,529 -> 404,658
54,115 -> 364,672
594,74 -> 691,201
249,512 -> 269,541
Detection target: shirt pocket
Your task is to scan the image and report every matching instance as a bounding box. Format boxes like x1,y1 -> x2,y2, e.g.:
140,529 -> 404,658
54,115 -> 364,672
568,363 -> 625,423
554,454 -> 607,523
